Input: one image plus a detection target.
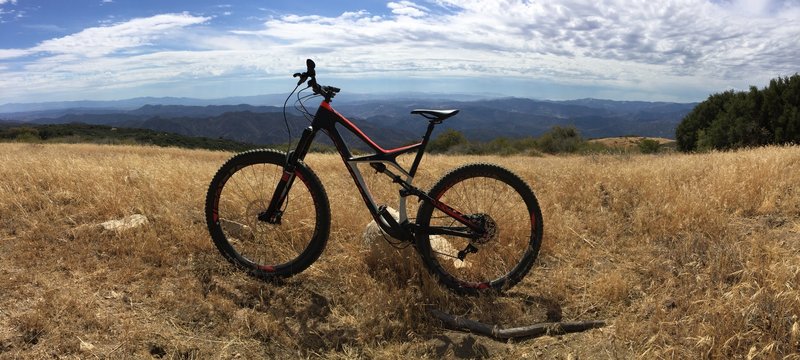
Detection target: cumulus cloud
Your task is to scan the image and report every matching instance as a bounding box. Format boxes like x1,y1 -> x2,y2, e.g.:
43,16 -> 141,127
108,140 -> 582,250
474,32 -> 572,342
225,0 -> 798,90
35,13 -> 209,57
1,1 -> 799,103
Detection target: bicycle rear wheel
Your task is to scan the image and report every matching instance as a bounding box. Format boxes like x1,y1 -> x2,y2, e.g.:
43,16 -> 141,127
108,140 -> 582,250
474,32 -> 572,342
205,149 -> 330,280
415,163 -> 543,295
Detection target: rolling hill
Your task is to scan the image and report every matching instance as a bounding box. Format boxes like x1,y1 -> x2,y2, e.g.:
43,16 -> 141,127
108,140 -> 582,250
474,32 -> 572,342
0,95 -> 698,148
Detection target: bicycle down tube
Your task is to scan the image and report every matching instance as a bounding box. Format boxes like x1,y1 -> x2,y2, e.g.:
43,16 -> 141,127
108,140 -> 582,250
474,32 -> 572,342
261,100 -> 484,242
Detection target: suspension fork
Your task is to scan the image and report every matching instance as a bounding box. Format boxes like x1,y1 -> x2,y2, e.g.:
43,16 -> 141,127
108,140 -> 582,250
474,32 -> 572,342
258,126 -> 317,224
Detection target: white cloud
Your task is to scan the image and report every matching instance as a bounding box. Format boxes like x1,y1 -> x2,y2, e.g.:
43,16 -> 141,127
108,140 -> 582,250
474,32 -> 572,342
0,48 -> 30,59
1,1 -> 798,103
33,13 -> 209,57
233,0 -> 798,93
0,0 -> 17,22
387,1 -> 429,17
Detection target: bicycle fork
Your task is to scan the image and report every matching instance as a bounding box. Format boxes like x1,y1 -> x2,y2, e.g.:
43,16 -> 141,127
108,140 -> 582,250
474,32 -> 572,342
259,126 -> 317,224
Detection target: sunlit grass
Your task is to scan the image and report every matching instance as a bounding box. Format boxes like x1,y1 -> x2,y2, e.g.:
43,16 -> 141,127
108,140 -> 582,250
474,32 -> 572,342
1,142 -> 799,358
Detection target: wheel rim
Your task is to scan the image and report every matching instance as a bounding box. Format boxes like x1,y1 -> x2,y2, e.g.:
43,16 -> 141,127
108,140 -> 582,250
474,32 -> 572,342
215,162 -> 319,270
428,174 -> 534,285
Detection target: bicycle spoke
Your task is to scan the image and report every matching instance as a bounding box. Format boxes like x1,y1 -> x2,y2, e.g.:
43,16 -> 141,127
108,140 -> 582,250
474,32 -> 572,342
418,164 -> 541,293
209,151 -> 326,273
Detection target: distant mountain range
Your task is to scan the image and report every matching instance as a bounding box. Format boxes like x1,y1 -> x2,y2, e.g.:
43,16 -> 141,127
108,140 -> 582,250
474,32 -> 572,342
0,94 -> 697,149
0,92 -> 496,114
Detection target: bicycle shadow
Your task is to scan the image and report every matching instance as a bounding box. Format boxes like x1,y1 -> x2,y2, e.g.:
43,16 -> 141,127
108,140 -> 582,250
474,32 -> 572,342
193,250 -> 570,357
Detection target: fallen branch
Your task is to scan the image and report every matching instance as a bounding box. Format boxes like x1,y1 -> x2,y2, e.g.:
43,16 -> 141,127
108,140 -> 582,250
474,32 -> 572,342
428,308 -> 606,340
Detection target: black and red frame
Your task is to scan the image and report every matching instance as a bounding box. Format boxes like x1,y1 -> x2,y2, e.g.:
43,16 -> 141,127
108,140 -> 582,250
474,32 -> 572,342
258,99 -> 486,243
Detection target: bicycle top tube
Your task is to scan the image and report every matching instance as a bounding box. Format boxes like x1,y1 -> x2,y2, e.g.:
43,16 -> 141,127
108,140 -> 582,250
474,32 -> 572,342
284,59 -> 481,244
317,101 -> 423,156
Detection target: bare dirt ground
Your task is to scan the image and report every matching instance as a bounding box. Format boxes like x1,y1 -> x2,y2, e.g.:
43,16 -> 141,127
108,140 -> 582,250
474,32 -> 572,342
1,143 -> 799,359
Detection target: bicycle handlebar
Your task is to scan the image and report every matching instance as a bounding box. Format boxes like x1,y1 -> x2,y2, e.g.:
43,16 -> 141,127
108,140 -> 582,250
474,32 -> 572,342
293,59 -> 339,102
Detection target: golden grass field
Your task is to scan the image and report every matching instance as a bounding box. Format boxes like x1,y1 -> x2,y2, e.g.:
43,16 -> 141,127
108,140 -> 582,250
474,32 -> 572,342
1,142 -> 799,359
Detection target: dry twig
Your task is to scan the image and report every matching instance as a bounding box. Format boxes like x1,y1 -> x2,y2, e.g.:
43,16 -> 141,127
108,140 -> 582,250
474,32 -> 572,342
429,308 -> 606,340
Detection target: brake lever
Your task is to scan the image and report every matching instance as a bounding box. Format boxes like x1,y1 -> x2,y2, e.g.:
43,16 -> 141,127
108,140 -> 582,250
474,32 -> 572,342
293,72 -> 309,86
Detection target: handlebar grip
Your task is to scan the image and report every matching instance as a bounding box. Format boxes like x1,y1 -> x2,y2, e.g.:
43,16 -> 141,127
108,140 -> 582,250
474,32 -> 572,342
306,59 -> 316,77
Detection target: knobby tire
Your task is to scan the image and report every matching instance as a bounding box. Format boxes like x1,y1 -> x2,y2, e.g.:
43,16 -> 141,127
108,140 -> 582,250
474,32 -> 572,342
205,149 -> 330,280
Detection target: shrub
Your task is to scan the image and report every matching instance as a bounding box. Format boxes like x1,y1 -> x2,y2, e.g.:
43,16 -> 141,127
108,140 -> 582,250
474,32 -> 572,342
536,126 -> 583,154
11,127 -> 41,142
637,138 -> 661,154
428,129 -> 467,153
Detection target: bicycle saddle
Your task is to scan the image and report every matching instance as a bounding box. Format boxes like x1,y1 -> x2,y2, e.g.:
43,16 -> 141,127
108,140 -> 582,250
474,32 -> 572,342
411,109 -> 460,122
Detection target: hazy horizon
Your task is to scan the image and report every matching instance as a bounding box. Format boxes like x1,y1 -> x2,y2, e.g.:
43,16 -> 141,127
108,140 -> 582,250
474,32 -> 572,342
0,90 -> 705,114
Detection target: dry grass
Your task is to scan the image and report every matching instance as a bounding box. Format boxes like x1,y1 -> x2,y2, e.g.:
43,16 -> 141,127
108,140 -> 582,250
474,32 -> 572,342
1,142 -> 799,359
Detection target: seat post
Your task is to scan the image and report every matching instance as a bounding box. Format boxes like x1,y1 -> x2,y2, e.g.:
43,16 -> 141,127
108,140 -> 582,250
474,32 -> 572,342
408,120 -> 438,177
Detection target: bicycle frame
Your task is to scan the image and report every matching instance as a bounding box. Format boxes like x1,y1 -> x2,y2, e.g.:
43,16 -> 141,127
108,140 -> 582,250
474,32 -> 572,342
261,99 -> 483,243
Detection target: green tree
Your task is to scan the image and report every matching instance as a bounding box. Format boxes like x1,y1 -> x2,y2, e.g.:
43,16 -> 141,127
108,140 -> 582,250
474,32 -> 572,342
676,73 -> 800,152
676,90 -> 735,151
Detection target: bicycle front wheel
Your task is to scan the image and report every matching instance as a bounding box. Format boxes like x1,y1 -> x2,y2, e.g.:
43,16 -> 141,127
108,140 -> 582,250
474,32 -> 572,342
205,149 -> 330,280
415,163 -> 543,295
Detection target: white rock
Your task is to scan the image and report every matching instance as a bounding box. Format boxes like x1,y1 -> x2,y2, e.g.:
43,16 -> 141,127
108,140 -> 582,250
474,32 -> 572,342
78,337 -> 95,352
362,207 -> 415,282
429,235 -> 470,269
363,207 -> 406,263
363,207 -> 402,247
362,207 -> 468,268
100,214 -> 148,231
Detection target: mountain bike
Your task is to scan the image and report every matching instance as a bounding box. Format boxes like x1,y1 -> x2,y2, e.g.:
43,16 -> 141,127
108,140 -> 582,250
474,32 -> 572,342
205,59 -> 544,294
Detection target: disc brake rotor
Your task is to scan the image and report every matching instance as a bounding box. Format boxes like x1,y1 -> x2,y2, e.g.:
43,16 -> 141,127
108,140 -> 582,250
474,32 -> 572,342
467,213 -> 498,245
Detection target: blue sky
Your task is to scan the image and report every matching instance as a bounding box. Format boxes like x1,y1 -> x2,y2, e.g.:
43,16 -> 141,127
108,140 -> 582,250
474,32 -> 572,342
0,0 -> 798,104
